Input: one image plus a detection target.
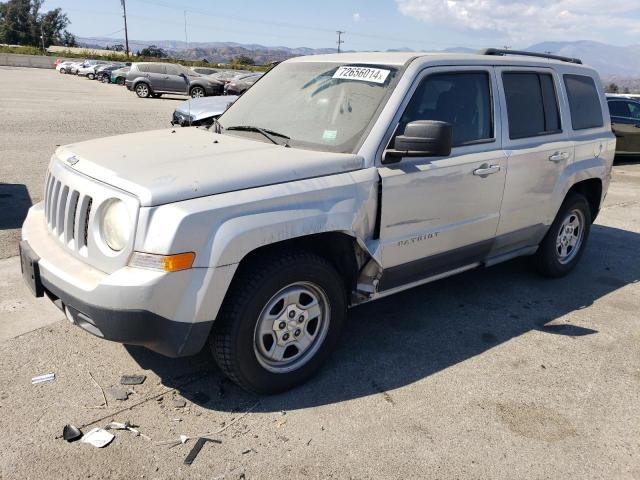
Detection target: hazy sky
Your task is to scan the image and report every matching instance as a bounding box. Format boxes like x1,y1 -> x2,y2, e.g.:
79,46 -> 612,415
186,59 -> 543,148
44,0 -> 640,50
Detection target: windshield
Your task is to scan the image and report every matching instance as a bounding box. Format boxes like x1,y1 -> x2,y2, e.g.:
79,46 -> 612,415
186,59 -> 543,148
218,62 -> 398,153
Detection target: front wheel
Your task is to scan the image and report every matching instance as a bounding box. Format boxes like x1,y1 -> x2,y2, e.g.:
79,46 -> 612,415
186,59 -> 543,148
116,77 -> 125,86
88,73 -> 95,80
59,68 -> 66,74
210,251 -> 346,394
135,83 -> 151,98
532,193 -> 592,277
190,86 -> 206,98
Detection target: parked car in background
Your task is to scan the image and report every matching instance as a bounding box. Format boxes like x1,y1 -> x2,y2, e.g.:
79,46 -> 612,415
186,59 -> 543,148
125,62 -> 224,98
171,95 -> 238,126
77,61 -> 109,78
224,73 -> 263,95
95,64 -> 126,82
190,66 -> 219,76
607,94 -> 640,155
56,61 -> 76,74
110,66 -> 130,86
209,70 -> 250,84
67,61 -> 85,75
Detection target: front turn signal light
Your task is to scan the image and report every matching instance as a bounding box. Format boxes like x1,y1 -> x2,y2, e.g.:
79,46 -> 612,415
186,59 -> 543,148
129,252 -> 195,272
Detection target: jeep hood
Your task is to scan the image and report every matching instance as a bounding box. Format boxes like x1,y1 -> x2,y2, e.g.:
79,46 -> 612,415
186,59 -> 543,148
55,128 -> 364,207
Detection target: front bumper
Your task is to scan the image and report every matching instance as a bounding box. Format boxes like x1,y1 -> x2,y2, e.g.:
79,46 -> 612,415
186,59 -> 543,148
20,203 -> 235,357
42,277 -> 213,357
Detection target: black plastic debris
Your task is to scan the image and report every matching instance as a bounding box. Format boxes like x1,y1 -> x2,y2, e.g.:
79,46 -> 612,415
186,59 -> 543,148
63,424 -> 83,442
184,437 -> 222,465
120,375 -> 146,385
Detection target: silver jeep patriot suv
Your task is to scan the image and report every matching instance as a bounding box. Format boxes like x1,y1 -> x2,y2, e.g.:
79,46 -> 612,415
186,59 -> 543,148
21,49 -> 615,393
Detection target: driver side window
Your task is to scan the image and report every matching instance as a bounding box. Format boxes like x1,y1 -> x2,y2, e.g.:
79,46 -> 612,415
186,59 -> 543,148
397,71 -> 493,147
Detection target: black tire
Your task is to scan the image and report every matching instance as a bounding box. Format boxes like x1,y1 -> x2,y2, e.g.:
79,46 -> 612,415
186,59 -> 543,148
210,251 -> 347,394
190,86 -> 206,98
117,77 -> 125,86
87,73 -> 95,80
59,68 -> 66,74
532,192 -> 592,277
152,92 -> 163,98
135,82 -> 151,98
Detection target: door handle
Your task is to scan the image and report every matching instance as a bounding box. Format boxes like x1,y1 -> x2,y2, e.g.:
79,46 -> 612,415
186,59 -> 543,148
549,151 -> 569,162
473,164 -> 501,177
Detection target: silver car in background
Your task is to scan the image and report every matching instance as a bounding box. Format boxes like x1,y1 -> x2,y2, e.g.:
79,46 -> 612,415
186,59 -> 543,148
171,95 -> 238,126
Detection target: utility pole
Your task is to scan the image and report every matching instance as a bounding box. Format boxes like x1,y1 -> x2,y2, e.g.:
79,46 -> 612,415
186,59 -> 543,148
121,0 -> 130,57
336,30 -> 345,53
39,23 -> 45,52
184,10 -> 189,49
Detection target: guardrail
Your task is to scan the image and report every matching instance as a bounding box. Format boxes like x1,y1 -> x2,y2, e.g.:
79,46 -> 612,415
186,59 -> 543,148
0,53 -> 59,69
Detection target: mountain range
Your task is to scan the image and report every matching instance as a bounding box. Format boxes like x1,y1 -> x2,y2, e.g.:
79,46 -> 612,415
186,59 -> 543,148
78,37 -> 640,80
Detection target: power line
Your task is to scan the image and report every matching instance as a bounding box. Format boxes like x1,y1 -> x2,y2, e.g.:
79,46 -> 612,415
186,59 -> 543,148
336,31 -> 345,53
128,0 -> 494,50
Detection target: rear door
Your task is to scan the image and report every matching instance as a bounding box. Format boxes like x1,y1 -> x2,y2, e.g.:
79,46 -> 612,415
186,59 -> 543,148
164,64 -> 189,93
608,99 -> 640,153
377,66 -> 507,290
493,67 -> 572,254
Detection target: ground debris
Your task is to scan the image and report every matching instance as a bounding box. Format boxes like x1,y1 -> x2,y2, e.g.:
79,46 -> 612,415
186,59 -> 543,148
172,398 -> 187,408
121,375 -> 146,385
31,373 -> 55,384
184,437 -> 222,465
106,421 -> 152,441
62,424 -> 82,442
108,387 -> 129,401
80,428 -> 114,448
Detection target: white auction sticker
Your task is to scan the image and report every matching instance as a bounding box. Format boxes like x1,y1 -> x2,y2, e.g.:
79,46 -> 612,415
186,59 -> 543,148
333,66 -> 390,84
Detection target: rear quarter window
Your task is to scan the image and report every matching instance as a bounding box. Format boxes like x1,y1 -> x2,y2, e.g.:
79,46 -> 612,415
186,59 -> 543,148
563,74 -> 604,130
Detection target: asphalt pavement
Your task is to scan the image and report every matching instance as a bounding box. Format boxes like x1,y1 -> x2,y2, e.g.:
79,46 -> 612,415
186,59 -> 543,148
1,67 -> 639,479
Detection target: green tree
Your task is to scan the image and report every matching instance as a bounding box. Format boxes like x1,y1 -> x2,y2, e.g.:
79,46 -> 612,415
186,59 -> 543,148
0,0 -> 72,48
139,45 -> 167,58
605,82 -> 619,94
233,54 -> 255,66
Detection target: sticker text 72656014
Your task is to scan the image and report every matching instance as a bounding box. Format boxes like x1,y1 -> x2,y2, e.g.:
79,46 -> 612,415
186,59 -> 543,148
333,66 -> 391,84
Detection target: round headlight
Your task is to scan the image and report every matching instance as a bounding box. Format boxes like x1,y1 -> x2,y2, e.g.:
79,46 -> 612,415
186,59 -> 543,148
101,199 -> 130,251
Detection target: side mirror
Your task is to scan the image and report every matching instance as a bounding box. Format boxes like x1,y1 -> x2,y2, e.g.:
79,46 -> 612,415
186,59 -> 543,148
383,120 -> 452,164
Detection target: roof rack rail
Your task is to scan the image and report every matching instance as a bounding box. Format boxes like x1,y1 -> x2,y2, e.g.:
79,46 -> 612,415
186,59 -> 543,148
479,48 -> 582,65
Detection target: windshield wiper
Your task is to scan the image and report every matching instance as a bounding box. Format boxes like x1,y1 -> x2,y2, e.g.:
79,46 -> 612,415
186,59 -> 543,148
226,125 -> 290,147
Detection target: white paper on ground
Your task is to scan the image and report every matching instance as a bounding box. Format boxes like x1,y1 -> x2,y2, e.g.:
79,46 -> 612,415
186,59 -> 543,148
80,428 -> 115,448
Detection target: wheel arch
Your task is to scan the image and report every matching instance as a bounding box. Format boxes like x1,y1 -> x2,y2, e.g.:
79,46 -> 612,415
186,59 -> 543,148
233,231 -> 372,299
566,178 -> 602,222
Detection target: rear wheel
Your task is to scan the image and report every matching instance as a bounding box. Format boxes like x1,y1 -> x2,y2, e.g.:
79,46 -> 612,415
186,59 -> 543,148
190,86 -> 206,98
59,68 -> 66,74
532,193 -> 591,277
116,77 -> 125,86
210,251 -> 346,394
135,83 -> 151,98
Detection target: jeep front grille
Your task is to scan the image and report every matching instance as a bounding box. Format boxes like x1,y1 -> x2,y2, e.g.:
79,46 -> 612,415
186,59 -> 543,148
44,170 -> 93,254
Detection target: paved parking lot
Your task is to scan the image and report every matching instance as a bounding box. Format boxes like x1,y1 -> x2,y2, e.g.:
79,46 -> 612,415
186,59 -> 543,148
1,67 -> 639,479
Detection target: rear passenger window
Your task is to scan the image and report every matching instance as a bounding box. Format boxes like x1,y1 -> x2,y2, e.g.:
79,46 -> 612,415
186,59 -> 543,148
502,72 -> 561,139
399,72 -> 493,147
564,74 -> 603,130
